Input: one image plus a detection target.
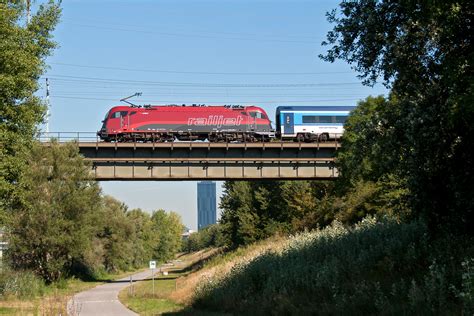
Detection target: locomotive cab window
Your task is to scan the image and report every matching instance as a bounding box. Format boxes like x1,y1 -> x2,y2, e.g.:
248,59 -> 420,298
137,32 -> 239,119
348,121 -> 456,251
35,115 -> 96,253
112,111 -> 128,118
249,112 -> 265,119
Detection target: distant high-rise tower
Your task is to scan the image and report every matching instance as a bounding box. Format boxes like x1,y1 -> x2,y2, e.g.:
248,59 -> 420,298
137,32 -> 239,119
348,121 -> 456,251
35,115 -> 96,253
197,181 -> 216,230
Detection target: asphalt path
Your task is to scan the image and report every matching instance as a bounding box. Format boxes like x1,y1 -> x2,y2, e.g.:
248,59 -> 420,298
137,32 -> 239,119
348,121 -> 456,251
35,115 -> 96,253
68,268 -> 155,316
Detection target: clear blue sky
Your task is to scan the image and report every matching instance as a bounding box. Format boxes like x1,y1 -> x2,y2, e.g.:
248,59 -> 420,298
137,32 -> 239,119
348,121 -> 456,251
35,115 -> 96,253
40,0 -> 386,230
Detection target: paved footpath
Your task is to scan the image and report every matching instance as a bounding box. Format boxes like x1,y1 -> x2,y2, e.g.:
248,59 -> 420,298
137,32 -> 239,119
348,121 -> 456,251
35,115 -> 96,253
68,268 -> 155,316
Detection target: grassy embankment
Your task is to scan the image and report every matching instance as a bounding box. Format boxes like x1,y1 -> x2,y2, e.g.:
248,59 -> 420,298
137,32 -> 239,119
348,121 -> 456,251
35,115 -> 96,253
0,268 -> 148,315
193,218 -> 474,315
120,217 -> 473,315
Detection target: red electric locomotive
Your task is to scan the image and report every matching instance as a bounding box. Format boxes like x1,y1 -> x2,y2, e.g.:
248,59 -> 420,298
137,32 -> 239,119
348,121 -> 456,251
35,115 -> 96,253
98,104 -> 274,142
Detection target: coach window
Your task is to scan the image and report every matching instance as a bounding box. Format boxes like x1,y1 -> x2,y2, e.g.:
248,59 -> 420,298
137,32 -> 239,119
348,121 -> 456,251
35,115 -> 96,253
319,116 -> 332,123
336,116 -> 347,123
303,116 -> 318,123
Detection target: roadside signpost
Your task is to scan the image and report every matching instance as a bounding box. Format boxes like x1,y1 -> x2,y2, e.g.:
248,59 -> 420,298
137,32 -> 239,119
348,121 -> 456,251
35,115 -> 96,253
149,260 -> 156,296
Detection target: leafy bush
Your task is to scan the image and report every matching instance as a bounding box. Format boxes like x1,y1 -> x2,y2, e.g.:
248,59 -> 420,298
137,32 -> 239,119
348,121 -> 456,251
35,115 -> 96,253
184,224 -> 225,252
194,217 -> 473,315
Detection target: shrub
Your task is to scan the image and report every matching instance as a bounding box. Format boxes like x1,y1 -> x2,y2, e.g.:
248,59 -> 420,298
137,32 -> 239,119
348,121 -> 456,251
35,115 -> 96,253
193,217 -> 473,315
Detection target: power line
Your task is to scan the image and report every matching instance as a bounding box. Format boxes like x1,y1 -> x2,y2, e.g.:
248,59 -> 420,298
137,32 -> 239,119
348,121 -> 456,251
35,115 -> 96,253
44,75 -> 362,88
51,95 -> 362,104
44,81 -> 371,91
49,62 -> 352,76
52,91 -> 370,98
61,17 -> 321,41
67,22 -> 318,44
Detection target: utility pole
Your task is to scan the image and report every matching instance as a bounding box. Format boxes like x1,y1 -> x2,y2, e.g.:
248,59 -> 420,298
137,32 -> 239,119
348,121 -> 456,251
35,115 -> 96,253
26,0 -> 31,24
46,78 -> 50,135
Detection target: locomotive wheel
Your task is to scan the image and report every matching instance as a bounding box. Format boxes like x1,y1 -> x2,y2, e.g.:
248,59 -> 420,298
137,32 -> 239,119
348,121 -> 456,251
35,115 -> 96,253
319,133 -> 328,142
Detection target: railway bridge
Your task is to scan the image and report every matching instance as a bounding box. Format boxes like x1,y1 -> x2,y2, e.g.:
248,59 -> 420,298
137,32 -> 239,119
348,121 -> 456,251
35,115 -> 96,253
40,133 -> 340,180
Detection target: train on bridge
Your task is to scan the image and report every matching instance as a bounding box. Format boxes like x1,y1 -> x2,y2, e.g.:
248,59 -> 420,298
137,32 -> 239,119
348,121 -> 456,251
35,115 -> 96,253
97,104 -> 355,143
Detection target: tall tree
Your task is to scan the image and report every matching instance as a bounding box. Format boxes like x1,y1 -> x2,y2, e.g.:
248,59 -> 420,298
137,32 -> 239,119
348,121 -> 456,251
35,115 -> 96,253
98,196 -> 134,272
0,1 -> 61,223
151,210 -> 183,262
127,208 -> 155,268
220,181 -> 259,247
321,0 -> 473,233
7,142 -> 102,282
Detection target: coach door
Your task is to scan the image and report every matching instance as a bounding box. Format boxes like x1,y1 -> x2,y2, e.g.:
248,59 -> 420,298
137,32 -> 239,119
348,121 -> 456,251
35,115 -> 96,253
283,112 -> 294,135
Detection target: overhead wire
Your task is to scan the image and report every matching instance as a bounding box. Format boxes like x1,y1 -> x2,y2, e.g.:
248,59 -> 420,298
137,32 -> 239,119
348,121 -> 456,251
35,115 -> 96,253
50,95 -> 364,104
61,17 -> 321,40
66,22 -> 318,44
51,90 -> 371,97
43,75 -> 362,88
49,62 -> 352,76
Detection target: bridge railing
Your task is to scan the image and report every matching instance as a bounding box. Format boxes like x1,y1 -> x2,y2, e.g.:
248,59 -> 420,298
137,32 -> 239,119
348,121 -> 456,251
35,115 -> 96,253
37,132 -> 99,143
37,132 -> 345,144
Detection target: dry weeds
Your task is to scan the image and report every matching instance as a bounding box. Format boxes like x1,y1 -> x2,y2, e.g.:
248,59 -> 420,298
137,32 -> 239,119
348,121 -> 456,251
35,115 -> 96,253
169,235 -> 289,305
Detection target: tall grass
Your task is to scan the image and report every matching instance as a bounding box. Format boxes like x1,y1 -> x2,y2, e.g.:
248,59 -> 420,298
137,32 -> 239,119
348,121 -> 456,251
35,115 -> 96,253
0,268 -> 45,299
193,217 -> 473,315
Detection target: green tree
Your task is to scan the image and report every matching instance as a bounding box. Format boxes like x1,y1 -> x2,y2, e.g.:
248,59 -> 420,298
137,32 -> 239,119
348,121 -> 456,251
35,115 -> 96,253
280,181 -> 317,231
7,141 -> 102,282
334,96 -> 411,222
98,196 -> 134,273
321,1 -> 473,233
127,208 -> 155,268
220,181 -> 258,247
80,202 -> 156,275
184,224 -> 225,252
151,210 -> 183,262
220,181 -> 339,247
0,1 -> 61,223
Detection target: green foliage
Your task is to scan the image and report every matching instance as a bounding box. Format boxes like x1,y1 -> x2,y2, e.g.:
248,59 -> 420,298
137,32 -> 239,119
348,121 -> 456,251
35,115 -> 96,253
321,0 -> 474,233
0,0 -> 61,223
336,96 -> 403,185
126,208 -> 155,268
3,141 -> 183,281
334,96 -> 413,223
151,210 -> 184,262
6,141 -> 102,283
98,196 -> 135,272
220,181 -> 324,248
81,198 -> 157,275
184,224 -> 225,252
194,217 -> 474,315
219,179 -> 402,248
0,268 -> 45,299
